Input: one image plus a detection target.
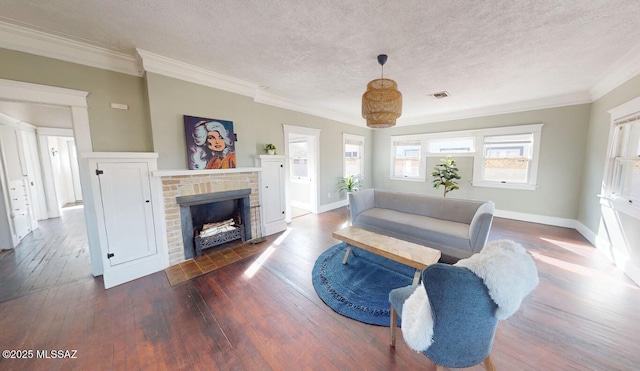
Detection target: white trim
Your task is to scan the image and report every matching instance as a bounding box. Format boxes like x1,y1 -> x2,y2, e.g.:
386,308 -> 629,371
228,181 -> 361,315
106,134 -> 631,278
494,209 -> 577,229
0,112 -> 21,127
590,46 -> 640,101
0,78 -> 101,276
472,181 -> 537,191
283,125 -> 321,217
152,167 -> 262,177
0,21 -> 140,77
318,199 -> 349,213
81,152 -> 159,159
36,127 -> 74,137
137,49 -> 256,97
608,95 -> 640,119
0,78 -> 88,107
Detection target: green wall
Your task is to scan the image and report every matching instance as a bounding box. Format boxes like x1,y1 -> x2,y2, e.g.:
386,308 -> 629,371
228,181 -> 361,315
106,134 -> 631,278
372,104 -> 592,220
0,48 -> 152,152
144,72 -> 372,206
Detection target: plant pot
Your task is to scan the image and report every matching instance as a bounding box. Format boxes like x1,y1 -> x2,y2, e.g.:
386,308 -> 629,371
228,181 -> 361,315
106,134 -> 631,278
267,149 -> 275,155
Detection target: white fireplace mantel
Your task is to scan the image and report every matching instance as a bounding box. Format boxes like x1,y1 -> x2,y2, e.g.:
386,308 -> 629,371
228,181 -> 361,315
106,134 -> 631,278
152,167 -> 263,177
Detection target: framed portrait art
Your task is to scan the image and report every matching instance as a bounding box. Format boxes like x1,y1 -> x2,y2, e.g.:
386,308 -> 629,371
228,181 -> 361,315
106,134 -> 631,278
183,115 -> 237,170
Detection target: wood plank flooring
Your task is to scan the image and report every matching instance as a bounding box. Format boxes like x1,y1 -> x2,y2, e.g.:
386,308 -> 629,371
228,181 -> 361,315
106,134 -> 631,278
0,207 -> 639,370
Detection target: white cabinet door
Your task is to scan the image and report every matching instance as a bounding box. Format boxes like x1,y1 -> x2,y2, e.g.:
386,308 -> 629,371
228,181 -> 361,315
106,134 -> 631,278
91,158 -> 165,289
96,162 -> 157,266
258,156 -> 287,235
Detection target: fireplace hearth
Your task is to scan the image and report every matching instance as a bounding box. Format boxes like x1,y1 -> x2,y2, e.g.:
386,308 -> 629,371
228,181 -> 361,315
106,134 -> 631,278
177,189 -> 252,259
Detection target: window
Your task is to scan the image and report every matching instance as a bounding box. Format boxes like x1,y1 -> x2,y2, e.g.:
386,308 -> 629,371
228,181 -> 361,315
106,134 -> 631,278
343,133 -> 364,177
603,96 -> 640,220
481,133 -> 533,184
610,118 -> 640,203
391,139 -> 424,180
289,140 -> 309,179
389,124 -> 542,189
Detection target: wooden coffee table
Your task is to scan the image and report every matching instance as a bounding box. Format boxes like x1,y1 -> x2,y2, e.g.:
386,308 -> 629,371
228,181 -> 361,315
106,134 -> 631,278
332,226 -> 441,285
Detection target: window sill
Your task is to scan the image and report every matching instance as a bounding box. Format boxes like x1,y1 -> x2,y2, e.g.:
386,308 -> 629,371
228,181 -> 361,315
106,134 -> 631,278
389,176 -> 425,183
471,181 -> 537,191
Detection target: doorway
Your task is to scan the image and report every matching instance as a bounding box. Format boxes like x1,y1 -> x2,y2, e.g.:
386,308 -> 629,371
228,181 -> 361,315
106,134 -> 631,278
0,78 -> 101,277
283,125 -> 320,220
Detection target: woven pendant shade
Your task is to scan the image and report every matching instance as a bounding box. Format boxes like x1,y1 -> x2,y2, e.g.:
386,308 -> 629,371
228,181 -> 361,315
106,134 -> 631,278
362,54 -> 402,128
362,78 -> 402,128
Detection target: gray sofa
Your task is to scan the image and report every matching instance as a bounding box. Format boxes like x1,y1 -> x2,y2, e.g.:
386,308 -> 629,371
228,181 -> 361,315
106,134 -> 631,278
348,189 -> 495,262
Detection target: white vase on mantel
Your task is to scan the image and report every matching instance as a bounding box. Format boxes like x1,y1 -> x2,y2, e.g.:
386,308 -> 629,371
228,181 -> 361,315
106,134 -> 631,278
267,149 -> 275,155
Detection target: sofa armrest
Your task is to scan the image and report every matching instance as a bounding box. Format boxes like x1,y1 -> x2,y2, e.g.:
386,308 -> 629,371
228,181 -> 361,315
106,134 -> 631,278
469,201 -> 495,253
348,189 -> 375,225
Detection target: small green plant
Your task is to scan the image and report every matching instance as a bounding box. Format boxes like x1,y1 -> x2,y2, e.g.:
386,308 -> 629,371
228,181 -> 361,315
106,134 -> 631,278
431,158 -> 461,197
264,143 -> 276,154
337,175 -> 362,193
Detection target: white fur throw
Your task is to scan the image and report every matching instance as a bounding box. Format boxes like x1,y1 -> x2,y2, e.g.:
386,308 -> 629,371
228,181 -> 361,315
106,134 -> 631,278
399,239 -> 538,352
400,286 -> 434,352
455,239 -> 539,320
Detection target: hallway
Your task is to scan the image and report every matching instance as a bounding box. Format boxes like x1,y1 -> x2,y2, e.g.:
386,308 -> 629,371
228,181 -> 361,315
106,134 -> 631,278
0,206 -> 91,303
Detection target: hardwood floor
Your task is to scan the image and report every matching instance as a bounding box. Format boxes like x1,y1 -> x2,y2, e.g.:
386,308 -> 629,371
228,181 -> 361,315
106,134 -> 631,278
0,207 -> 639,370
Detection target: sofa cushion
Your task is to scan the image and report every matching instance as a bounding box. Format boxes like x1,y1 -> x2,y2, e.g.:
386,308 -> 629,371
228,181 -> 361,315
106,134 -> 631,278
356,208 -> 473,258
373,190 -> 482,224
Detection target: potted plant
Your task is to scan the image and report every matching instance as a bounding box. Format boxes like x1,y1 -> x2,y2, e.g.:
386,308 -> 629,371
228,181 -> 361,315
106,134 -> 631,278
264,143 -> 276,155
337,174 -> 362,194
431,157 -> 461,197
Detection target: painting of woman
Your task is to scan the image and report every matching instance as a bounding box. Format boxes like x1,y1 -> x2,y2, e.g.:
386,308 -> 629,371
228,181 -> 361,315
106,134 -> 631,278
185,116 -> 237,170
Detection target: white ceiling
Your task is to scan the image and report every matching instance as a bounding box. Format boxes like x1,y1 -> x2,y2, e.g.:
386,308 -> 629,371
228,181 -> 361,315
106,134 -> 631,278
1,0 -> 640,127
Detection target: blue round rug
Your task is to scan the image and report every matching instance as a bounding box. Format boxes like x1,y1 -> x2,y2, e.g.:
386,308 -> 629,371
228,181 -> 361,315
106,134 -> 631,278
312,242 -> 414,326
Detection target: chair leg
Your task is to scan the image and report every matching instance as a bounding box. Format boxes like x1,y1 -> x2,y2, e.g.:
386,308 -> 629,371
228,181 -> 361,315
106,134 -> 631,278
483,354 -> 496,371
390,305 -> 397,347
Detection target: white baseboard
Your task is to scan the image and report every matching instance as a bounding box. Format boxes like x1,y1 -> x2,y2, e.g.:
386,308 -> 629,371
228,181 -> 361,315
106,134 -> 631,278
493,209 -> 577,228
318,199 -> 348,213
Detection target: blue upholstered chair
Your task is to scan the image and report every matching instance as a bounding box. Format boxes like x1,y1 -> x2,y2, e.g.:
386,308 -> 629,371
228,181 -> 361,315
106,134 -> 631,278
389,264 -> 498,371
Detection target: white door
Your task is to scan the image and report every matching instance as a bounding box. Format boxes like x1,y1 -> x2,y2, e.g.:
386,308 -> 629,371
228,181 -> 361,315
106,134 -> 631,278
21,131 -> 44,223
94,161 -> 162,288
263,160 -> 285,225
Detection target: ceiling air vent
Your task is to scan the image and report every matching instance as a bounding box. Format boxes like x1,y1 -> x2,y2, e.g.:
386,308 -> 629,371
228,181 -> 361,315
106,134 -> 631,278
430,91 -> 449,99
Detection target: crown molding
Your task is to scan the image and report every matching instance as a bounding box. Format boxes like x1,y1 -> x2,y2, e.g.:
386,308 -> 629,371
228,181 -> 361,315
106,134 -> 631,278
0,21 -> 140,76
137,49 -> 363,126
2,20 -> 639,128
590,45 -> 640,101
399,91 -> 593,126
137,49 -> 258,97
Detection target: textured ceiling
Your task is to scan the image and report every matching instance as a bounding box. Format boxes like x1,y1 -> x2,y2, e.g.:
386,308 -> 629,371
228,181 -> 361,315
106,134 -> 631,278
1,0 -> 640,126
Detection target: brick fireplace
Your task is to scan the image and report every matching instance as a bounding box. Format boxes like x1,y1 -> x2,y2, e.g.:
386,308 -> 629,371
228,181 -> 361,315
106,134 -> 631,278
157,170 -> 260,266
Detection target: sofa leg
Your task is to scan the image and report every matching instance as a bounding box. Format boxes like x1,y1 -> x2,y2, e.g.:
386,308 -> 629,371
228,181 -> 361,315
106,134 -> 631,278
390,305 -> 397,347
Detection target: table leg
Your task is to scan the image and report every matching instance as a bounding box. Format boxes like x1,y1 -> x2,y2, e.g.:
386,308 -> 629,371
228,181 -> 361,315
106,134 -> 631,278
342,245 -> 353,264
412,269 -> 421,285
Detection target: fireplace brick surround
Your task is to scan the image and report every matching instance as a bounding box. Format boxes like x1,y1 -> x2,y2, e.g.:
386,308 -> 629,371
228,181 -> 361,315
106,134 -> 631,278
159,171 -> 260,266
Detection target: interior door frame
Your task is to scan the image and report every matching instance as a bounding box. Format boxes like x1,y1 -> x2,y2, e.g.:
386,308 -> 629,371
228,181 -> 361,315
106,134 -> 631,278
0,78 -> 103,276
283,124 -> 320,219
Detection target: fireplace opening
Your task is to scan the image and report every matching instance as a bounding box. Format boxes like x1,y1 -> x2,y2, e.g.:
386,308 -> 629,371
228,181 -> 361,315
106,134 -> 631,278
177,189 -> 252,259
